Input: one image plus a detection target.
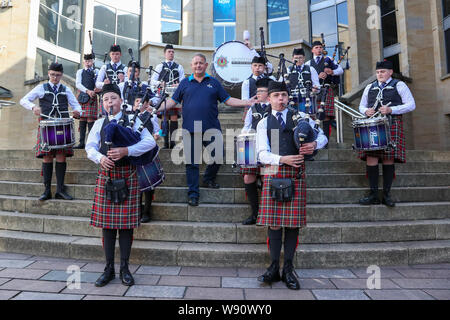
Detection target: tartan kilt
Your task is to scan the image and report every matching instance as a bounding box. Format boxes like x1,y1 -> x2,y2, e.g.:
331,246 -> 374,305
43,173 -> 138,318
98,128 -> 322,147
34,121 -> 74,159
257,164 -> 307,228
240,166 -> 260,177
317,87 -> 335,117
90,165 -> 141,230
358,116 -> 406,163
80,96 -> 99,120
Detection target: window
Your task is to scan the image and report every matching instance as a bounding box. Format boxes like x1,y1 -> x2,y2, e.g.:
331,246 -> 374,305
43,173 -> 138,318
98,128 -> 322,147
35,48 -> 56,78
161,0 -> 182,44
444,0 -> 450,73
267,0 -> 290,44
213,0 -> 236,47
380,0 -> 398,48
92,1 -> 141,68
38,0 -> 83,53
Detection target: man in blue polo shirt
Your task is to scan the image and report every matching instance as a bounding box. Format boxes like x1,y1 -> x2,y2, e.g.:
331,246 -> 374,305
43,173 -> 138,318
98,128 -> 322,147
157,53 -> 257,206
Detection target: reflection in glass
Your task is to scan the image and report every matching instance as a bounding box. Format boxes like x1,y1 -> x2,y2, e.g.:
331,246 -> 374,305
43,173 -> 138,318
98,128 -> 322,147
62,0 -> 82,22
117,11 -> 140,39
311,6 -> 337,49
267,0 -> 289,20
268,19 -> 290,44
116,37 -> 139,60
214,26 -> 225,48
58,15 -> 82,52
93,30 -> 116,59
38,5 -> 58,44
162,0 -> 182,20
58,56 -> 80,79
381,11 -> 398,47
162,21 -> 181,45
93,3 -> 116,34
40,0 -> 59,12
35,48 -> 56,77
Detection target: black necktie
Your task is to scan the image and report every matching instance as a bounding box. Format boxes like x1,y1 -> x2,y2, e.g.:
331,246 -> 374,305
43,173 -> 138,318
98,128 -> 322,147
277,112 -> 285,130
52,85 -> 58,94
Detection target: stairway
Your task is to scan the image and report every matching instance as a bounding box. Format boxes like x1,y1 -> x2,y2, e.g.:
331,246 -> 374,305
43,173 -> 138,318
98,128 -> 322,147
0,113 -> 449,269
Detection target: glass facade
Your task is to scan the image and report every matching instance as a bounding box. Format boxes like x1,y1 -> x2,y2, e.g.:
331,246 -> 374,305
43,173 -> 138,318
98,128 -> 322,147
267,0 -> 290,44
444,0 -> 450,73
161,0 -> 182,45
213,0 -> 236,47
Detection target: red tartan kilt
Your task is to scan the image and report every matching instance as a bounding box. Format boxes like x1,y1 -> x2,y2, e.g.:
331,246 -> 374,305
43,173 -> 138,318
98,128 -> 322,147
317,87 -> 335,117
90,165 -> 141,230
80,96 -> 99,120
257,164 -> 307,228
358,116 -> 406,163
34,122 -> 74,159
240,166 -> 260,176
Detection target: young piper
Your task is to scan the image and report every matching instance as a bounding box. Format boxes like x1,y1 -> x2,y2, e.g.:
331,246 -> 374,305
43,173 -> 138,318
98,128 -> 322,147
85,84 -> 156,287
75,53 -> 101,149
96,45 -> 127,89
358,60 -> 416,207
133,92 -> 161,223
119,61 -> 148,112
241,78 -> 273,225
255,81 -> 327,290
20,62 -> 82,201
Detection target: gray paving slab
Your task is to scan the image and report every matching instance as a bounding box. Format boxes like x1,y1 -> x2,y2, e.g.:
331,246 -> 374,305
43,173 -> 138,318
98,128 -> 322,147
28,256 -> 81,263
135,266 -> 181,276
0,279 -> 67,293
222,277 -> 271,289
296,269 -> 357,279
331,278 -> 401,289
180,266 -> 238,277
26,261 -> 87,271
0,290 -> 19,300
274,278 -> 336,290
312,289 -> 370,300
12,292 -> 84,300
159,275 -> 221,288
0,260 -> 34,268
244,288 -> 316,300
391,278 -> 450,289
364,289 -> 435,300
0,253 -> 33,260
125,285 -> 186,299
40,270 -> 102,283
184,287 -> 244,300
83,295 -> 151,300
394,269 -> 450,279
0,268 -> 50,280
61,282 -> 128,296
81,263 -> 139,274
350,267 -> 405,279
127,275 -> 160,286
237,268 -> 267,278
424,290 -> 450,300
0,278 -> 10,286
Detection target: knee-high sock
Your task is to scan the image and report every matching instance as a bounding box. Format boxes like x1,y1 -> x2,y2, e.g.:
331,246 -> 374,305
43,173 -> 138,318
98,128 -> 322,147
42,162 -> 53,188
87,121 -> 94,134
118,229 -> 134,269
102,229 -> 117,266
169,120 -> 178,148
79,121 -> 87,145
268,228 -> 282,263
284,228 -> 299,264
143,190 -> 154,213
367,165 -> 379,193
323,121 -> 331,140
244,182 -> 259,217
382,164 -> 395,194
55,162 -> 67,193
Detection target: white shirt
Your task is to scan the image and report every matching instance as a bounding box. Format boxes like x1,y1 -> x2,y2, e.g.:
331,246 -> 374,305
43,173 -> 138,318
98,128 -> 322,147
85,111 -> 156,165
256,108 -> 328,165
305,55 -> 344,77
242,101 -> 270,133
96,61 -> 128,89
20,82 -> 82,114
249,49 -> 274,74
150,60 -> 185,87
359,78 -> 416,116
118,81 -> 161,112
241,75 -> 277,100
75,68 -> 99,93
289,64 -> 321,88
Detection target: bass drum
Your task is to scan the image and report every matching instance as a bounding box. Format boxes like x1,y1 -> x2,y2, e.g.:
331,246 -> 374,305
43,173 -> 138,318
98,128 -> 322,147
211,41 -> 259,89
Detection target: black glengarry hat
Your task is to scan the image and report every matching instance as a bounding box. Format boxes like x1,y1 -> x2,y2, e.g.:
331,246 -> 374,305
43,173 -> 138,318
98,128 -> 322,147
312,41 -> 323,48
293,48 -> 305,56
48,62 -> 64,72
256,77 -> 272,89
252,56 -> 266,65
110,44 -> 122,53
102,83 -> 121,97
376,60 -> 393,70
268,81 -> 288,95
84,53 -> 94,60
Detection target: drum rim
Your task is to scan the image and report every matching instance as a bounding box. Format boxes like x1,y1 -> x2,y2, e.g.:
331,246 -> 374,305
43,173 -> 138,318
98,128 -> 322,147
40,118 -> 74,125
353,116 -> 388,125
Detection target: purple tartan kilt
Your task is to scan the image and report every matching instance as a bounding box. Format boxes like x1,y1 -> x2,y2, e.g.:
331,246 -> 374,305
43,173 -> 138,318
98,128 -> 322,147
358,116 -> 406,163
80,96 -> 99,120
90,165 -> 141,230
257,164 -> 307,228
317,87 -> 335,117
34,121 -> 74,159
240,166 -> 260,176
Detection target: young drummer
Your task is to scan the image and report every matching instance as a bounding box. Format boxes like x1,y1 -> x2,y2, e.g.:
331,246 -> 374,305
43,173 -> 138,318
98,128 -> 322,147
241,78 -> 272,225
85,84 -> 156,287
20,62 -> 82,201
358,60 -> 416,207
255,81 -> 327,290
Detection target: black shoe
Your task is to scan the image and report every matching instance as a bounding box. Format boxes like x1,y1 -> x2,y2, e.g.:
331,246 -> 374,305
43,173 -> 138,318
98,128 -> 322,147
39,187 -> 52,201
55,189 -> 73,200
188,198 -> 199,207
359,192 -> 380,205
203,180 -> 220,189
73,144 -> 85,149
140,207 -> 152,223
257,261 -> 281,283
382,192 -> 396,208
242,215 -> 257,225
282,263 -> 300,290
95,265 -> 115,287
120,268 -> 135,286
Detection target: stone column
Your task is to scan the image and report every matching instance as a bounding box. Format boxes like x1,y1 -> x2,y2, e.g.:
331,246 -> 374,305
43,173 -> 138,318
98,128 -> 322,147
254,1 -> 267,48
201,0 -> 214,47
290,0 -> 309,42
182,0 -> 195,46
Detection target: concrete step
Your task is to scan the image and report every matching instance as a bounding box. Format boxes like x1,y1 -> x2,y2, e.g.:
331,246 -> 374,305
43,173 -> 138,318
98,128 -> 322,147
0,158 -> 449,174
0,230 -> 449,268
1,169 -> 448,188
1,211 -> 449,245
0,195 -> 449,223
0,180 -> 448,204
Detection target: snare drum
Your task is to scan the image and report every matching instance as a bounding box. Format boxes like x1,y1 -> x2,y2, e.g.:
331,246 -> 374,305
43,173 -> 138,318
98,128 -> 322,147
235,133 -> 258,168
136,156 -> 165,192
39,118 -> 75,150
352,117 -> 390,151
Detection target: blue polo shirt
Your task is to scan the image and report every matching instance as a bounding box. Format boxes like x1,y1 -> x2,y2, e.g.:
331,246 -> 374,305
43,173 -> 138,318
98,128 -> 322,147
171,73 -> 230,133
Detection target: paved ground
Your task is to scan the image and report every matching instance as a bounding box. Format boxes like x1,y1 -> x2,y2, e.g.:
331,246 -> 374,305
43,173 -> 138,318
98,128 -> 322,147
0,252 -> 449,300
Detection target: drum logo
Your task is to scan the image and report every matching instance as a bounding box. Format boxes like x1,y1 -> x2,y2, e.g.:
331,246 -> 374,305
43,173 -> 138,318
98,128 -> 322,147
216,56 -> 228,68
369,129 -> 379,147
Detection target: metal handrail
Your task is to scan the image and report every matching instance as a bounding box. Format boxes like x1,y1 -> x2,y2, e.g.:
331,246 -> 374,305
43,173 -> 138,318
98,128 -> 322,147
334,99 -> 365,144
0,100 -> 15,109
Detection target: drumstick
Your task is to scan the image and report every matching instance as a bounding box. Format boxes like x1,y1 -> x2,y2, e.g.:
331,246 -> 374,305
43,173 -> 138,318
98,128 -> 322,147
369,102 -> 392,119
